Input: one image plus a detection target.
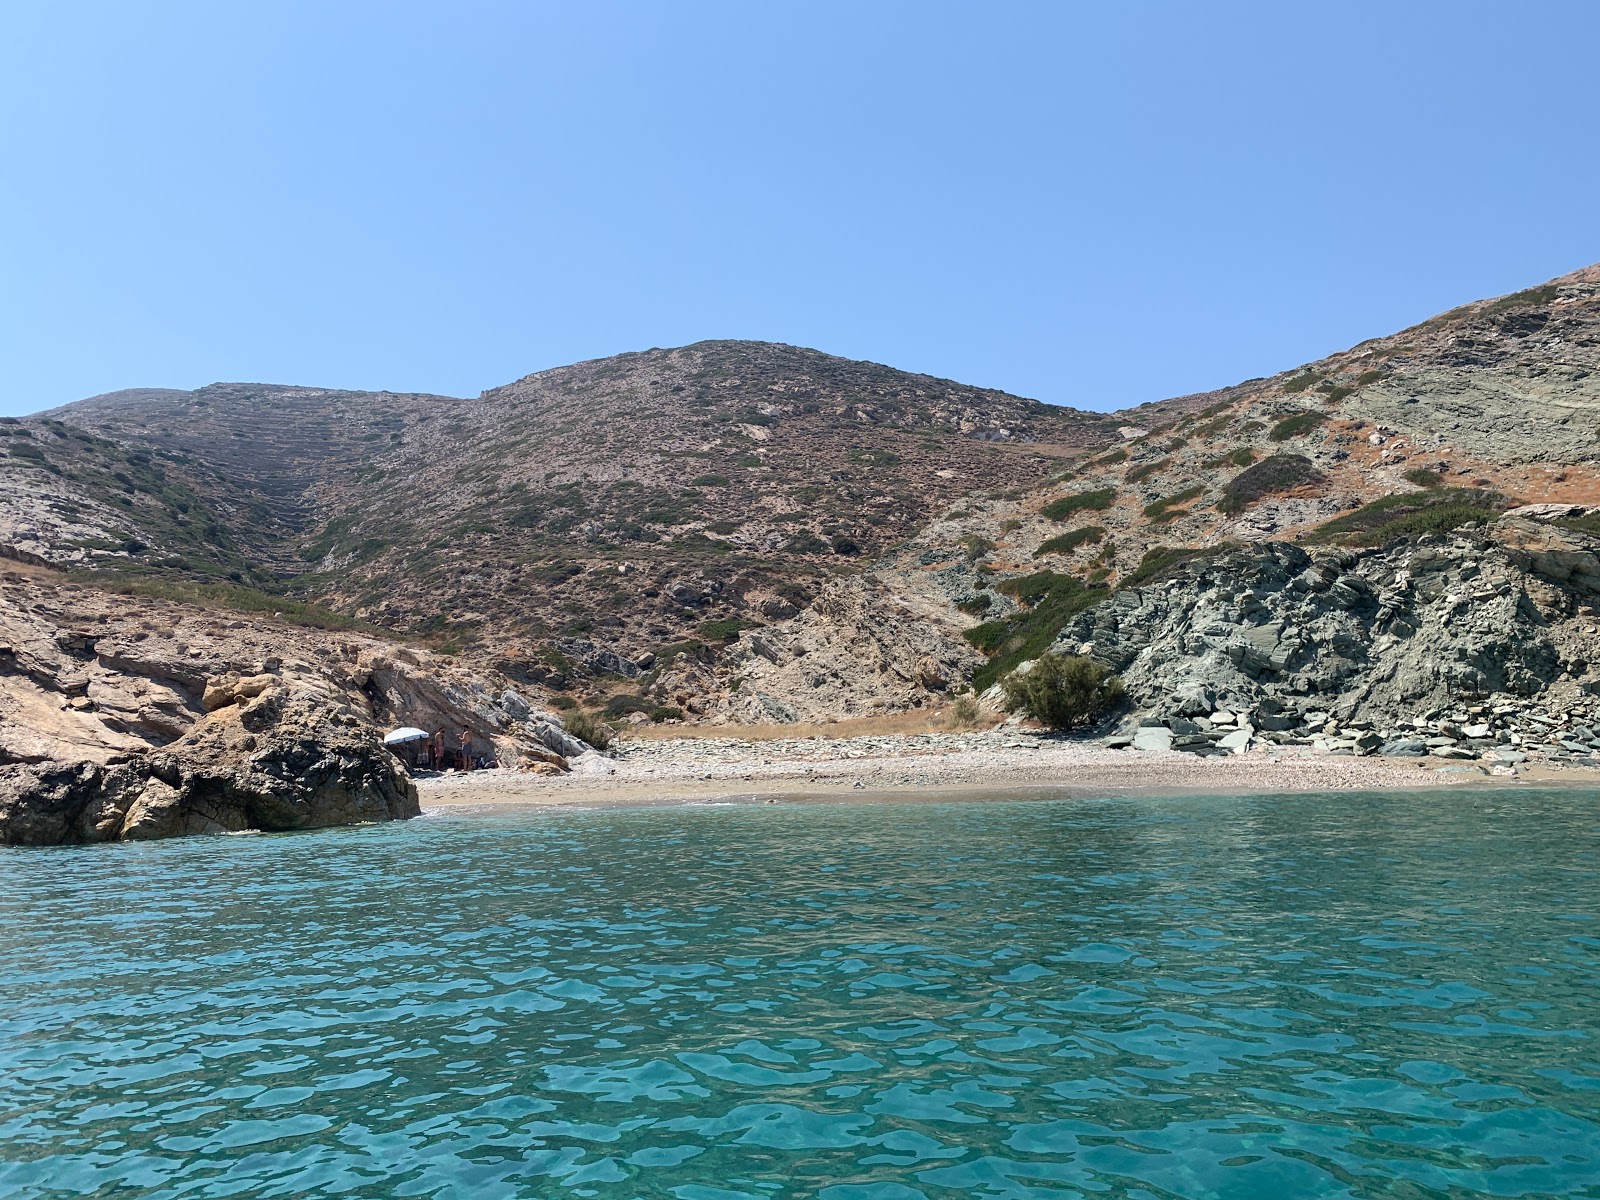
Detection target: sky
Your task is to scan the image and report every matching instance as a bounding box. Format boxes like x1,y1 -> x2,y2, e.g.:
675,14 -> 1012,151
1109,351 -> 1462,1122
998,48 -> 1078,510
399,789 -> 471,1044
2,2 -> 1597,417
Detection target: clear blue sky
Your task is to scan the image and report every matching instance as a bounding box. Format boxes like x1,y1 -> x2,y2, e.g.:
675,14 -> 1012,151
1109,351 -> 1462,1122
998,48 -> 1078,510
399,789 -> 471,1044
3,2 -> 1597,417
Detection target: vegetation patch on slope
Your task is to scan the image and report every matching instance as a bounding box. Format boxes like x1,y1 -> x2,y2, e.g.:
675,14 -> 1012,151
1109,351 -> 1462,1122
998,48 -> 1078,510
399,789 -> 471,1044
1308,488 -> 1510,546
1216,454 -> 1323,515
1034,526 -> 1105,557
1040,488 -> 1115,521
1269,411 -> 1328,441
964,571 -> 1107,692
1119,543 -> 1242,589
72,574 -> 400,638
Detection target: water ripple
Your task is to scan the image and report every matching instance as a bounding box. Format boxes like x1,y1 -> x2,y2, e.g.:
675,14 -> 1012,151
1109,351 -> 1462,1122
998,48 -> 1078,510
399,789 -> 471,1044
1,789 -> 1598,1198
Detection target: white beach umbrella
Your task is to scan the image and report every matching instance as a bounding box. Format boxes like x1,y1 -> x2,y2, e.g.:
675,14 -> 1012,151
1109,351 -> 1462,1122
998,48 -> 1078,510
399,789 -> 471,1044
383,727 -> 430,745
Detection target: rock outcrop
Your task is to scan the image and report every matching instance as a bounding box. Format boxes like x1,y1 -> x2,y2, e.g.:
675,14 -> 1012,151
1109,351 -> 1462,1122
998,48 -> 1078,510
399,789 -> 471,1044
710,575 -> 982,723
0,559 -> 603,842
1057,529 -> 1600,734
0,682 -> 417,846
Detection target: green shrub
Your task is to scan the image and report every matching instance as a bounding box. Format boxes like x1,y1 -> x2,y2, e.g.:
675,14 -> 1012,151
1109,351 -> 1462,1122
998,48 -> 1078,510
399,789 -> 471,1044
70,574 -> 397,638
1558,512 -> 1600,538
1125,459 -> 1169,484
1000,654 -> 1126,731
691,474 -> 731,487
995,571 -> 1063,604
848,449 -> 901,466
1308,488 -> 1508,546
947,695 -> 981,729
785,530 -> 831,554
1034,526 -> 1105,557
960,534 -> 997,562
1041,488 -> 1115,521
564,709 -> 611,750
1216,453 -> 1322,515
956,593 -> 993,615
1203,446 -> 1256,470
965,572 -> 1107,692
698,616 -> 751,643
1269,411 -> 1327,441
1482,283 -> 1559,316
1355,368 -> 1383,387
1143,485 -> 1204,519
1283,373 -> 1319,394
1403,467 -> 1443,487
1120,544 -> 1239,588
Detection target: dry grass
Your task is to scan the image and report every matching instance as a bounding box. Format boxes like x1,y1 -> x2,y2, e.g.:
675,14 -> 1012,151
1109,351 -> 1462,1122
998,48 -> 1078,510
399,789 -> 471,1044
624,706 -> 1001,742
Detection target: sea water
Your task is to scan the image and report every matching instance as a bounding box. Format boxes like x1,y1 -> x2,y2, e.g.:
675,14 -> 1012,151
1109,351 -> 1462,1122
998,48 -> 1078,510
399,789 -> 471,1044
1,789 -> 1597,1199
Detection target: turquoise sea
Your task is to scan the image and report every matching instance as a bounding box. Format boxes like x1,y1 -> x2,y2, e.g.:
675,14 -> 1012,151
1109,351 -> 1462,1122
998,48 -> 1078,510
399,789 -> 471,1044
2,789 -> 1598,1199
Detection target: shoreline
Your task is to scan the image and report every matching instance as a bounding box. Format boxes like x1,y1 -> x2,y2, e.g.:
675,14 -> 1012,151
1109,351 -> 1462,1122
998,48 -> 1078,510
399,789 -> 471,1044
417,730 -> 1600,812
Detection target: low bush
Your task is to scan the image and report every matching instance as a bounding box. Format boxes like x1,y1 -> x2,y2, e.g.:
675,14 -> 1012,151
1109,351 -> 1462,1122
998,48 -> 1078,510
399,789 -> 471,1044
946,695 -> 981,730
1308,488 -> 1508,546
956,593 -> 993,616
1282,372 -> 1319,394
1041,488 -> 1115,521
960,534 -> 997,562
1000,654 -> 1125,731
1120,543 -> 1240,589
1269,411 -> 1327,441
1403,467 -> 1443,487
1034,526 -> 1105,557
1143,485 -> 1204,519
563,709 -> 612,751
1558,511 -> 1600,538
964,571 -> 1108,692
72,574 -> 396,638
1203,446 -> 1255,470
1216,453 -> 1322,515
1125,459 -> 1169,484
698,616 -> 752,642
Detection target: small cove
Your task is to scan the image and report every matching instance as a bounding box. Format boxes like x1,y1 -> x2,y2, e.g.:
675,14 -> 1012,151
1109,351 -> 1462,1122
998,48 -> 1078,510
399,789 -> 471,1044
1,789 -> 1597,1198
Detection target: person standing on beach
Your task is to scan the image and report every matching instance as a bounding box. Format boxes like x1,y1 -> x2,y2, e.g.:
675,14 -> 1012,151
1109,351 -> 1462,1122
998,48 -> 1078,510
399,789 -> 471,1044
431,730 -> 444,771
460,728 -> 474,771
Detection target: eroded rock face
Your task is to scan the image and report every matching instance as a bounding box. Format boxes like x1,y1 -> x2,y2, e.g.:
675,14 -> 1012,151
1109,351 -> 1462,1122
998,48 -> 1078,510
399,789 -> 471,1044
0,684 -> 418,846
1058,535 -> 1589,728
712,575 -> 983,723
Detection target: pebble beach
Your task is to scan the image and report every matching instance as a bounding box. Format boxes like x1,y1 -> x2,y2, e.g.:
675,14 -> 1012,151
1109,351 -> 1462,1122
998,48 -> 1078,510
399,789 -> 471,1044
416,727 -> 1600,810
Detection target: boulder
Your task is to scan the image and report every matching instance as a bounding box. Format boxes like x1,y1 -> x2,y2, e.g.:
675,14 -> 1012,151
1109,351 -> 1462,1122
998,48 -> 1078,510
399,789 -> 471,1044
0,687 -> 418,846
1217,727 -> 1253,753
1132,726 -> 1173,753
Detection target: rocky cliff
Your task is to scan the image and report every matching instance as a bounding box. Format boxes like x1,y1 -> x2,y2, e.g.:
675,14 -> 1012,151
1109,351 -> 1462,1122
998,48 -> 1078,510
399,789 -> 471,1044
0,556 -> 596,843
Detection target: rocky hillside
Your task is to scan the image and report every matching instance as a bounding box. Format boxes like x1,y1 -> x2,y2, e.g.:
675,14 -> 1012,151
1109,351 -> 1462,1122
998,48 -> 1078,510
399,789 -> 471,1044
820,265 -> 1600,707
24,343 -> 1119,657
6,267 -> 1600,744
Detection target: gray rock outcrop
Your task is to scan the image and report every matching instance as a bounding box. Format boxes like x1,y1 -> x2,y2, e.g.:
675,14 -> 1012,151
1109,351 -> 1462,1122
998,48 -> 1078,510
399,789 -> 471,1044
1061,535 -> 1589,730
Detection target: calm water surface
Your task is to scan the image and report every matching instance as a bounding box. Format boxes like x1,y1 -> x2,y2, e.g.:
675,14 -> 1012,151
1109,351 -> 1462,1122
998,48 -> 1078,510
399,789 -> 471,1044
2,790 -> 1598,1199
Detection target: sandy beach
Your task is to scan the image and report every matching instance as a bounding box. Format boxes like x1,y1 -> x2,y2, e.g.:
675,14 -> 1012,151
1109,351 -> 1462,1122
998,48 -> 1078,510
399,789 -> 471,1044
416,728 -> 1600,811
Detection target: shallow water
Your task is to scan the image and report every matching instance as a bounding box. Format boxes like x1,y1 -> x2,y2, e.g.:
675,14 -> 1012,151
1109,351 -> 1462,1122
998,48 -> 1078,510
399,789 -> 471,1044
1,790 -> 1598,1199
